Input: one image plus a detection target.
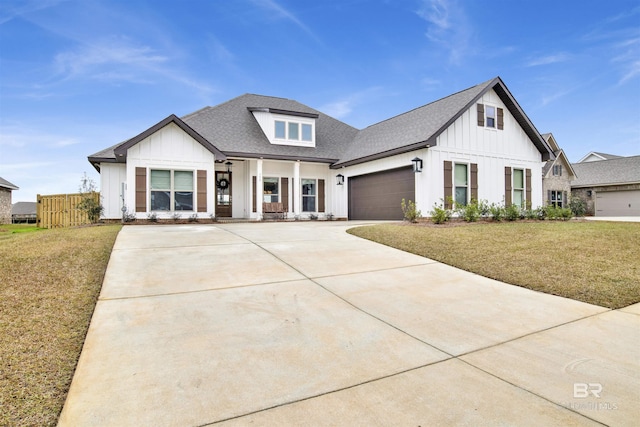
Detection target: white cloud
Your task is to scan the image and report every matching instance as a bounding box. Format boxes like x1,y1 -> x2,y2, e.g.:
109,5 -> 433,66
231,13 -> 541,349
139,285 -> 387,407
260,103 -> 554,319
54,36 -> 167,80
526,53 -> 571,67
318,87 -> 385,121
416,0 -> 470,65
250,0 -> 322,44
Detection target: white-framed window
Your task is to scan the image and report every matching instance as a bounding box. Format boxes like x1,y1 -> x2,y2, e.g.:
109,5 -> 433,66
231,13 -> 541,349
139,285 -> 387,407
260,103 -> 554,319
274,120 -> 313,142
263,177 -> 279,203
274,121 -> 286,139
150,169 -> 193,211
550,190 -> 564,208
513,169 -> 524,207
485,105 -> 496,128
454,163 -> 468,206
301,178 -> 316,212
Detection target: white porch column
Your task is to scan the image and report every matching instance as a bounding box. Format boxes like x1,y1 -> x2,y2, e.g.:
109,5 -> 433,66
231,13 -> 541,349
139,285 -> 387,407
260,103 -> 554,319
293,161 -> 300,216
256,159 -> 263,219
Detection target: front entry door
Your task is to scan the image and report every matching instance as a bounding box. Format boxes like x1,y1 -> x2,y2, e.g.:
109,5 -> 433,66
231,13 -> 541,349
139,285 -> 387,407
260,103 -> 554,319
216,171 -> 232,217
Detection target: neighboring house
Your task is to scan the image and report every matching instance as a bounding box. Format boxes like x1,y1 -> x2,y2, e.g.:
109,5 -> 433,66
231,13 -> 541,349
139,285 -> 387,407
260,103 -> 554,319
0,177 -> 19,224
89,76 -> 554,221
571,155 -> 640,216
577,152 -> 623,163
12,202 -> 37,224
541,133 -> 577,208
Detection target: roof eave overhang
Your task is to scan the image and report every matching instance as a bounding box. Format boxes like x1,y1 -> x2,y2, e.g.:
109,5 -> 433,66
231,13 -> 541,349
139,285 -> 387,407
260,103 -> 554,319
247,107 -> 319,119
331,140 -> 434,169
223,151 -> 338,164
112,114 -> 226,162
491,78 -> 555,161
571,181 -> 640,188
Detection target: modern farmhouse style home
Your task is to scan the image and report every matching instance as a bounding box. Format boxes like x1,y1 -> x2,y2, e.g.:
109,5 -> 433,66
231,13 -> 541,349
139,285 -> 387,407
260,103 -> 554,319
89,77 -> 554,220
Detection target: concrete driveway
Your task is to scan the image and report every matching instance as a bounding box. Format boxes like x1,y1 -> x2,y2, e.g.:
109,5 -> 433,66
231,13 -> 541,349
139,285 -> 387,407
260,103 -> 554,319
58,222 -> 639,426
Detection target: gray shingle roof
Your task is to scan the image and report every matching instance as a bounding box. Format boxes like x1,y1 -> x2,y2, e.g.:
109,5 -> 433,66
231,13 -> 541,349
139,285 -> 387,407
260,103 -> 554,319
332,77 -> 552,167
12,202 -> 36,215
0,177 -> 19,190
571,155 -> 640,187
88,77 -> 553,170
181,94 -> 358,162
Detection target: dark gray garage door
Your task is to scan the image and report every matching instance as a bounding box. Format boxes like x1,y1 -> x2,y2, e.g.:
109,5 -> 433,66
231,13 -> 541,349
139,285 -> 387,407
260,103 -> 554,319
348,167 -> 415,220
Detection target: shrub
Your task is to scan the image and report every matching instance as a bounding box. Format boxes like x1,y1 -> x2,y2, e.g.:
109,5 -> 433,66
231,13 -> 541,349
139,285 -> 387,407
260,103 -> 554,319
523,208 -> 538,220
545,205 -> 559,220
122,209 -> 136,222
147,212 -> 158,222
505,204 -> 520,221
430,203 -> 451,224
489,203 -> 505,221
477,199 -> 491,218
76,173 -> 103,223
560,207 -> 573,220
188,213 -> 199,222
457,200 -> 480,222
534,207 -> 546,220
171,212 -> 181,221
401,199 -> 422,223
569,196 -> 586,217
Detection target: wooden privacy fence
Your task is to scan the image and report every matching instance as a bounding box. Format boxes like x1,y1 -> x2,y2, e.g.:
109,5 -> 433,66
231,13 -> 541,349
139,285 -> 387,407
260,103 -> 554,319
37,192 -> 100,229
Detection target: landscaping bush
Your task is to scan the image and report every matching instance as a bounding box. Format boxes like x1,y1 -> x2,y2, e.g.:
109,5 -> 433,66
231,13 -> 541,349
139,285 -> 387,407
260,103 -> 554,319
146,212 -> 158,222
569,196 -> 587,217
489,203 -> 505,221
505,204 -> 520,221
456,200 -> 480,222
430,202 -> 451,224
401,198 -> 422,223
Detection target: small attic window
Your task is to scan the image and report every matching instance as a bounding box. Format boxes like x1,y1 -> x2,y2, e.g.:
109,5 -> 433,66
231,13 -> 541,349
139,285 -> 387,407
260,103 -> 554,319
273,119 -> 314,144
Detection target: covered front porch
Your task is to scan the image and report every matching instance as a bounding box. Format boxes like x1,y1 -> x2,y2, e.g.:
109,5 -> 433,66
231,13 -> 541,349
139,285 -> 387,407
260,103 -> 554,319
214,158 -> 343,220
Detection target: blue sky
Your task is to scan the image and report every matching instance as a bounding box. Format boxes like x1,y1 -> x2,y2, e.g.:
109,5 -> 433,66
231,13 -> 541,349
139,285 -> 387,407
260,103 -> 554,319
1,0 -> 639,203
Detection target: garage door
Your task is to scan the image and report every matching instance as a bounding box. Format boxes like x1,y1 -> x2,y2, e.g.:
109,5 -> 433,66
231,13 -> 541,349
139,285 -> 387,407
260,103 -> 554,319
348,167 -> 415,220
595,190 -> 640,216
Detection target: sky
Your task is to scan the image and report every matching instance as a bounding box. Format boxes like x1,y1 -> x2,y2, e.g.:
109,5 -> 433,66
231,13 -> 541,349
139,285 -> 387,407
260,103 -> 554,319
1,0 -> 639,203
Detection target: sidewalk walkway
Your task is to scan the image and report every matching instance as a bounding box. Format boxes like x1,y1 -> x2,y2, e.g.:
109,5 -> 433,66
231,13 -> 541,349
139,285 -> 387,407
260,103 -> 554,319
58,223 -> 639,426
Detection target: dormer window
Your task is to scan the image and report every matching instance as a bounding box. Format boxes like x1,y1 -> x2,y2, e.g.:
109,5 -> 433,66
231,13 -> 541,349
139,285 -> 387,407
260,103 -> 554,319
274,120 -> 313,142
250,107 -> 318,147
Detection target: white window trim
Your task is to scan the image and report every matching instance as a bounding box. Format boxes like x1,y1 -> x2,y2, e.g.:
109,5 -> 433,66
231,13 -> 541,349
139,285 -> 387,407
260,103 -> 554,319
150,169 -> 195,212
485,104 -> 497,129
301,178 -> 317,213
263,177 -> 280,203
453,163 -> 469,206
512,168 -> 525,207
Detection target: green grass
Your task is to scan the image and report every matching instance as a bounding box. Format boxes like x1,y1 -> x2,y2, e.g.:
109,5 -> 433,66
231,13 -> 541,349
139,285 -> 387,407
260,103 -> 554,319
0,224 -> 121,427
348,221 -> 640,310
0,224 -> 42,238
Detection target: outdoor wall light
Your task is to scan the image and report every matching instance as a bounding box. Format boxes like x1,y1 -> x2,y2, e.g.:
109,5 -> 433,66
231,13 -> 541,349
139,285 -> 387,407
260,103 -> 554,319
587,190 -> 592,197
336,174 -> 344,185
225,161 -> 233,173
412,157 -> 423,173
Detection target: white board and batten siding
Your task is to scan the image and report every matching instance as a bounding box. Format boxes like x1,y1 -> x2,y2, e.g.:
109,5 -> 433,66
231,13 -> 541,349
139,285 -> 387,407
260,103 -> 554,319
426,89 -> 544,210
335,88 -> 545,217
123,122 -> 217,219
100,163 -> 127,219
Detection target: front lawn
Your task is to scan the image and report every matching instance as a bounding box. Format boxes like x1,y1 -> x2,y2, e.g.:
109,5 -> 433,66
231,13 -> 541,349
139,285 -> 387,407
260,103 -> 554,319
348,221 -> 640,309
0,224 -> 121,427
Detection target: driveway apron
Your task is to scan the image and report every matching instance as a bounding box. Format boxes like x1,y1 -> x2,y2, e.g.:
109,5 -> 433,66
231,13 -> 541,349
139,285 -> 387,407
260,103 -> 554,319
58,223 -> 639,426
